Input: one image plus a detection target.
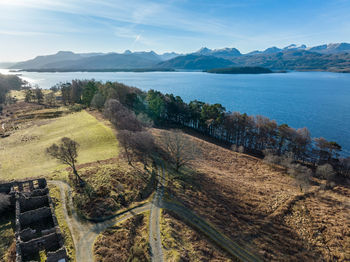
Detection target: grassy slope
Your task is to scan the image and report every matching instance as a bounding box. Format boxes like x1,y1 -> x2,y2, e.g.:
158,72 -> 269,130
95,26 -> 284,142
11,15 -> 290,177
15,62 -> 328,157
0,110 -> 119,180
152,128 -> 350,261
160,209 -> 232,262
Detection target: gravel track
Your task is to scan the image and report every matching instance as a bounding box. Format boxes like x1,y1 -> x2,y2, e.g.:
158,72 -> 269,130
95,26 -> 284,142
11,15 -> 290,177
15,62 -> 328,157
149,166 -> 165,262
50,164 -> 260,262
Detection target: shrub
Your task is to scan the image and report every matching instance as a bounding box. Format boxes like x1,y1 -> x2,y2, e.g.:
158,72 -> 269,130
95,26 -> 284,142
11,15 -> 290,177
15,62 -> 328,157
316,164 -> 335,189
263,149 -> 282,165
287,163 -> 312,192
91,92 -> 106,110
69,104 -> 86,112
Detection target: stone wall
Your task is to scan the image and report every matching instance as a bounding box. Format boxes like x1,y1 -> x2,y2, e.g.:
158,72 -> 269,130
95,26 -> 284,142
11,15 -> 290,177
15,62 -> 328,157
19,232 -> 63,259
0,178 -> 47,194
19,206 -> 53,229
0,182 -> 13,194
19,195 -> 49,213
47,247 -> 68,262
0,179 -> 68,262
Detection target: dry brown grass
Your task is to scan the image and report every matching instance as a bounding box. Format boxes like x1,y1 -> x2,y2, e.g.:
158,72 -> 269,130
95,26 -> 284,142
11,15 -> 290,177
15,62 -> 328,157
72,157 -> 151,218
161,209 -> 232,262
284,186 -> 350,261
152,128 -> 350,261
94,213 -> 150,262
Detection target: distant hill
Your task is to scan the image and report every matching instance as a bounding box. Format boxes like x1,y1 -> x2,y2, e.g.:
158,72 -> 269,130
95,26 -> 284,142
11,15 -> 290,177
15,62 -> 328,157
8,42 -> 350,72
194,47 -> 242,58
306,43 -> 350,54
157,50 -> 350,72
46,52 -> 162,70
158,52 -> 180,61
232,50 -> 350,72
157,54 -> 234,70
11,50 -> 180,71
0,62 -> 16,68
206,66 -> 273,74
12,51 -> 89,69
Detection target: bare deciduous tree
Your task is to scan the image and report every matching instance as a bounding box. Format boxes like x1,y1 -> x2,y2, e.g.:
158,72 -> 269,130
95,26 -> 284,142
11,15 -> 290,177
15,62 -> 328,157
47,137 -> 84,185
104,99 -> 143,131
316,163 -> 335,188
117,130 -> 154,166
45,92 -> 56,107
161,130 -> 198,171
339,157 -> 350,178
132,131 -> 155,167
117,130 -> 134,165
287,163 -> 312,192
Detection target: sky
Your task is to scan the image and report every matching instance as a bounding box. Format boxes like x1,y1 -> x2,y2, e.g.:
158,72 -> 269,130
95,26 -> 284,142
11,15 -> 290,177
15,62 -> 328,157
1,0 -> 350,62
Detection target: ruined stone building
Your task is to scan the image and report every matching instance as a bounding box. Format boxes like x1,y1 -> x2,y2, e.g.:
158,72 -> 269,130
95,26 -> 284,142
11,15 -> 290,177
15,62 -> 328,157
0,178 -> 68,262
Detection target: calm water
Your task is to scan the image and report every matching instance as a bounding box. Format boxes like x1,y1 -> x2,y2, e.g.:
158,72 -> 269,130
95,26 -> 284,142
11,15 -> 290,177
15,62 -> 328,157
1,69 -> 350,156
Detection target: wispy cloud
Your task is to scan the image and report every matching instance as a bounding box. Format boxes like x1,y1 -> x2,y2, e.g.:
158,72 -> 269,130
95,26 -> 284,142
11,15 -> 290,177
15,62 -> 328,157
0,30 -> 60,36
0,0 -> 251,40
1,0 -> 350,60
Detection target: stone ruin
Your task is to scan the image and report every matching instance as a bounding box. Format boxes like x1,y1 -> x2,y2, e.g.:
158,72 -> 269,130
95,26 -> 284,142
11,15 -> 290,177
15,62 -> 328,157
0,178 -> 68,262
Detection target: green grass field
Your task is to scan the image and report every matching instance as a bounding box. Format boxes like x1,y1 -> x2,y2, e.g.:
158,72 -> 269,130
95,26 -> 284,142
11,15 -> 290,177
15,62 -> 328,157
0,110 -> 119,180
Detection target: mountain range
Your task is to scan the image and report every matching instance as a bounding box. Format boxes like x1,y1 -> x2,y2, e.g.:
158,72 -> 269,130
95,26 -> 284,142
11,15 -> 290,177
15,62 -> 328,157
8,43 -> 350,72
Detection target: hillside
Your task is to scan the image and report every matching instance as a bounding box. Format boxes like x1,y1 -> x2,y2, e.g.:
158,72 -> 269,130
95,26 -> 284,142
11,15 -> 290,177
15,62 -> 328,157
1,85 -> 349,261
157,54 -> 234,70
0,105 -> 119,179
12,51 -> 89,70
206,66 -> 273,74
194,47 -> 242,58
8,42 -> 350,72
232,50 -> 350,72
152,128 -> 350,261
10,50 -> 179,71
158,50 -> 350,72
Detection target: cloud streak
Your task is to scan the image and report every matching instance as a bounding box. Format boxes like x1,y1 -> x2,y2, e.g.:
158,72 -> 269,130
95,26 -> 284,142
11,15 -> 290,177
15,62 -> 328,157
1,0 -> 350,60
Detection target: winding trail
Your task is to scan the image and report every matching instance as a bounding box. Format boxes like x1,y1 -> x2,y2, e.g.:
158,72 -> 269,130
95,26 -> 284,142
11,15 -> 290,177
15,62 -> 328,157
49,180 -> 151,262
49,164 -> 261,262
161,200 -> 261,262
149,166 -> 165,262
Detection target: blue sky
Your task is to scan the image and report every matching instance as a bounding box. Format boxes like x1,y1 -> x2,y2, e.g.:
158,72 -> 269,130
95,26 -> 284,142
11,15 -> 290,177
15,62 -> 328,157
1,0 -> 350,61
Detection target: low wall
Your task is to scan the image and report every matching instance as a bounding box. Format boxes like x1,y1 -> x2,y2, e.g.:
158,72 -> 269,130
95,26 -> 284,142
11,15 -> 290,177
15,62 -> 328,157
0,182 -> 13,194
46,247 -> 68,262
0,178 -> 47,194
19,195 -> 49,213
19,206 -> 53,229
19,232 -> 62,260
2,178 -> 68,262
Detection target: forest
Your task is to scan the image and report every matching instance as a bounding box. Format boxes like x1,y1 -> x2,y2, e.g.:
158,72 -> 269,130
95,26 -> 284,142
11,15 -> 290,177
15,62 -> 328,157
26,79 -> 350,179
0,74 -> 24,111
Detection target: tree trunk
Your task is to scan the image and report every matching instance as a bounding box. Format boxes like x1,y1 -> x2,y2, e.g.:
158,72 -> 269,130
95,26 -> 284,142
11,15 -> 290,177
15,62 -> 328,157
72,163 -> 84,186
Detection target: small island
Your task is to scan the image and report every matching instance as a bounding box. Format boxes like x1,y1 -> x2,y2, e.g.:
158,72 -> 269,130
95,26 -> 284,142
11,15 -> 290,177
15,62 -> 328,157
206,66 -> 274,74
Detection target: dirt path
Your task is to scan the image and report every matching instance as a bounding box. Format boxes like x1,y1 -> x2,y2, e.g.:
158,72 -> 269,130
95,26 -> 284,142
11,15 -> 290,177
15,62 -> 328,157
161,200 -> 261,262
50,165 -> 260,262
149,166 -> 165,262
49,180 -> 151,262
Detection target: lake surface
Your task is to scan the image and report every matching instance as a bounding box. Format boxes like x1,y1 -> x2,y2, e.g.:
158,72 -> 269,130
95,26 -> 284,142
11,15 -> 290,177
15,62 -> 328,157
1,69 -> 350,156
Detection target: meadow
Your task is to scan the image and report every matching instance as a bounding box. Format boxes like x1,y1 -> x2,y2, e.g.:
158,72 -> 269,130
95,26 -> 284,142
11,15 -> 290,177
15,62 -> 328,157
0,110 -> 119,180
